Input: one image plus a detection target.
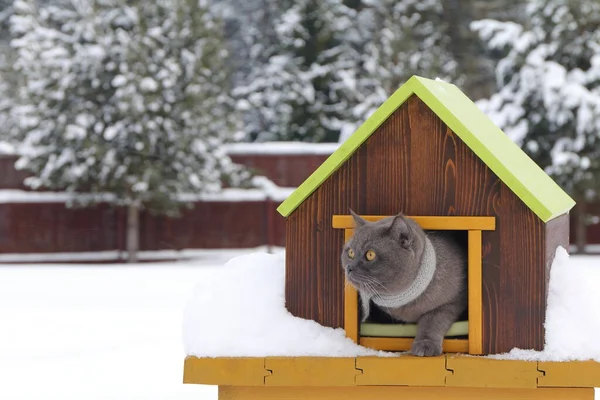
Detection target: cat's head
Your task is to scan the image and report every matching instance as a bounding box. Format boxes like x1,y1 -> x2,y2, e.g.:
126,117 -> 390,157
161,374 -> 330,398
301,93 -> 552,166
340,210 -> 426,295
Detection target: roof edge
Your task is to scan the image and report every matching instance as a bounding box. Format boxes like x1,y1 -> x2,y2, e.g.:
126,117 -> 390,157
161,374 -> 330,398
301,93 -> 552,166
277,75 -> 576,223
410,78 -> 575,222
276,77 -> 420,217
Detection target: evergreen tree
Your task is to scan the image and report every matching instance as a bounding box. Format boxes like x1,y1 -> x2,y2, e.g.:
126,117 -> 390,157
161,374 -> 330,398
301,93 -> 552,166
339,0 -> 464,142
215,0 -> 284,87
473,0 -> 600,251
232,0 -> 464,143
234,0 -> 362,143
9,0 -> 249,262
221,0 -> 288,141
0,0 -> 16,144
365,0 -> 461,92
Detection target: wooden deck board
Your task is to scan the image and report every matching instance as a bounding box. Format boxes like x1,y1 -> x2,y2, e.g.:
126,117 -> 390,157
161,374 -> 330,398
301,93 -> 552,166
183,355 -> 600,390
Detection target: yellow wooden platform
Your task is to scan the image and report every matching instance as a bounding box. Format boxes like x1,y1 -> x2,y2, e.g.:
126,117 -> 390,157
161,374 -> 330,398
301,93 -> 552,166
183,354 -> 600,399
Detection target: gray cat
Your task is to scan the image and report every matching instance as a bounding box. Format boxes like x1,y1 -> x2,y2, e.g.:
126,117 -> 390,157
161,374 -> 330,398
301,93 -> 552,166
340,210 -> 467,357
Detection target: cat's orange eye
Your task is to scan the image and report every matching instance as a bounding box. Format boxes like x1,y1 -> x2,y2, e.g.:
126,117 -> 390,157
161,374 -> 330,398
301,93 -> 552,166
347,248 -> 355,259
366,250 -> 376,261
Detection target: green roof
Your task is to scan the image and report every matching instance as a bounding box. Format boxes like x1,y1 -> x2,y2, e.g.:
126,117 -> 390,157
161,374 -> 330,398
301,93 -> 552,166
276,76 -> 575,222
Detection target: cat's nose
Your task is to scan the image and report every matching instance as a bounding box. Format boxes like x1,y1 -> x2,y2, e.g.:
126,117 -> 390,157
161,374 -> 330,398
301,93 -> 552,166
346,265 -> 354,273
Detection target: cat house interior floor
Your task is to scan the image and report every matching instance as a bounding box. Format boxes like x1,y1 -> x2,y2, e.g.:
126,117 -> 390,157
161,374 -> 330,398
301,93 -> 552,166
182,247 -> 600,362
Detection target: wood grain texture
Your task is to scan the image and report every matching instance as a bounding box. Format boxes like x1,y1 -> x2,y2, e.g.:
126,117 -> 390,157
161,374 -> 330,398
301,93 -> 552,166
538,360 -> 600,388
344,282 -> 359,343
183,355 -> 600,393
218,386 -> 595,400
446,356 -> 542,389
183,356 -> 268,386
468,230 -> 483,355
284,139 -> 366,326
496,186 -> 546,352
343,229 -> 360,343
332,215 -> 496,230
264,357 -> 358,386
544,214 -> 570,304
284,95 -> 567,354
356,356 -> 448,386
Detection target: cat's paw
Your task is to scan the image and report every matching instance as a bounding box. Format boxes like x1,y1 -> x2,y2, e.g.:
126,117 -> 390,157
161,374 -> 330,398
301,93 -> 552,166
410,339 -> 443,357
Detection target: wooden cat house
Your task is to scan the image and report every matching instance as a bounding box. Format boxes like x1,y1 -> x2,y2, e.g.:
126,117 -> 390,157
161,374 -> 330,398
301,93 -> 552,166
276,75 -> 575,356
183,76 -> 600,400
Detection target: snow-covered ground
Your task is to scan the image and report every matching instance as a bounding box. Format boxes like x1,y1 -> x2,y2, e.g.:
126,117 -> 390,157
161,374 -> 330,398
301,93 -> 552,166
0,251 -> 251,400
1,248 -> 599,399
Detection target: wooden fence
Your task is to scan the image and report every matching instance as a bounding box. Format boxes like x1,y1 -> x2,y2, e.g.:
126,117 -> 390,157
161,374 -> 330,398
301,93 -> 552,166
1,142 -> 598,260
0,144 -> 332,259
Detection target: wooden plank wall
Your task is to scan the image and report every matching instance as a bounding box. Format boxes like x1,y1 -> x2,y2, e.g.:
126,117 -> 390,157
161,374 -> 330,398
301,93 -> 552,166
285,95 -> 555,354
0,201 -> 284,254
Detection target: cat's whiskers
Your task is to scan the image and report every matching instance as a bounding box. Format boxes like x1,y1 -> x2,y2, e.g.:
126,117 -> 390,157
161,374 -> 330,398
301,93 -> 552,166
356,273 -> 389,293
363,276 -> 389,291
364,281 -> 396,321
352,273 -> 397,321
349,270 -> 389,296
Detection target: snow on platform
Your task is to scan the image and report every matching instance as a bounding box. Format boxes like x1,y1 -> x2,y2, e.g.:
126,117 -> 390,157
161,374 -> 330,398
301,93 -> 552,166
183,251 -> 390,358
183,247 -> 600,362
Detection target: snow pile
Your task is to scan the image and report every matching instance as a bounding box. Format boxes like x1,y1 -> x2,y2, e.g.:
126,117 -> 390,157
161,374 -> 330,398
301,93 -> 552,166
182,251 -> 390,357
493,247 -> 600,362
183,246 -> 600,361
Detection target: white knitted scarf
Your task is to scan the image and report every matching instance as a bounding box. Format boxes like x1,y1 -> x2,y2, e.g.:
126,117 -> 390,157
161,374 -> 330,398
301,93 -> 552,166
359,237 -> 436,322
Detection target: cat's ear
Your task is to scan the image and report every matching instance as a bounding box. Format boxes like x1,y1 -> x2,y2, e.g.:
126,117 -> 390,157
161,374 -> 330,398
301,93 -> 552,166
390,213 -> 413,249
349,209 -> 367,228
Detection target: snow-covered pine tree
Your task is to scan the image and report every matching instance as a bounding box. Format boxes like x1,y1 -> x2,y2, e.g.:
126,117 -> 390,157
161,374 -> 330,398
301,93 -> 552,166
472,0 -> 600,252
220,0 -> 288,141
366,0 -> 461,91
0,0 -> 16,143
232,0 -> 465,143
234,0 -> 363,143
338,0 -> 465,142
214,0 -> 284,88
9,0 -> 249,262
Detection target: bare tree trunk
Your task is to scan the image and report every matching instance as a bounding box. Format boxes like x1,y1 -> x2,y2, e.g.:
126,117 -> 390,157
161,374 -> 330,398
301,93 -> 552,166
126,202 -> 140,263
575,201 -> 587,254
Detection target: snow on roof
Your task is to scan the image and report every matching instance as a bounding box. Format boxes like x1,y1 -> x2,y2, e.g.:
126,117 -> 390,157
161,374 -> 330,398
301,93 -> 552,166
224,141 -> 340,155
182,246 -> 600,361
